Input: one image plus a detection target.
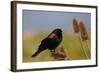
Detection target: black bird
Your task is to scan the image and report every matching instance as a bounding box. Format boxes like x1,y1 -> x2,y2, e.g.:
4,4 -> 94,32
31,28 -> 62,57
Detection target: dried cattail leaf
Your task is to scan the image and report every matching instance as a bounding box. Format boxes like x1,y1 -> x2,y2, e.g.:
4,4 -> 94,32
73,18 -> 79,33
79,21 -> 88,41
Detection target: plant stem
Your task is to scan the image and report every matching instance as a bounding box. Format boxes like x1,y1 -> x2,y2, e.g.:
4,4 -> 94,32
77,33 -> 89,59
85,40 -> 91,58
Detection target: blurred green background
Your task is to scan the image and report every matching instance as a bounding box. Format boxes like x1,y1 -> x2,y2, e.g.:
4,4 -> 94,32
23,32 -> 90,62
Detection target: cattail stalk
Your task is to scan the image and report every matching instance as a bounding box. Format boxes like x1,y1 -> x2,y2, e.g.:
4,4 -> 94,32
79,21 -> 90,58
73,18 -> 88,59
79,21 -> 90,48
85,40 -> 91,58
78,34 -> 89,59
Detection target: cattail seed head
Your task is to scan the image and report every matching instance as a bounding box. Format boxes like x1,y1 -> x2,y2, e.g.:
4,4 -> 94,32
79,21 -> 88,41
72,18 -> 79,33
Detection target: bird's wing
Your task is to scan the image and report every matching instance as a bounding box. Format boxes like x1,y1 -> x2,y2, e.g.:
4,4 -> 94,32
49,33 -> 56,39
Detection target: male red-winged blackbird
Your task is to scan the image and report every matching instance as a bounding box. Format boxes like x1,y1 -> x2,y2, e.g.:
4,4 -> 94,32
31,28 -> 62,57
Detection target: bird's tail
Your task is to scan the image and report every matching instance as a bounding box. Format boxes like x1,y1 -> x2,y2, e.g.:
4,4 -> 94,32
31,48 -> 46,57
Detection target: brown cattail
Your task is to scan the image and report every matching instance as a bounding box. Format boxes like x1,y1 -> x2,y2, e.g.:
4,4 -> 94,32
79,21 -> 88,41
73,18 -> 79,33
